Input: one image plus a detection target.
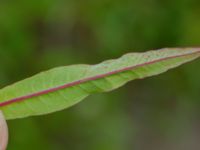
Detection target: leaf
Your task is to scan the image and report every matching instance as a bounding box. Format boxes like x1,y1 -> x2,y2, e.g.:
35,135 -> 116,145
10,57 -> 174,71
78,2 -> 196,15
0,48 -> 200,120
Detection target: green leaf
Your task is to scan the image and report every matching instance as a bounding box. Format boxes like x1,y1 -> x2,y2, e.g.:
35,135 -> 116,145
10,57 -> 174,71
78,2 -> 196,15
0,48 -> 200,120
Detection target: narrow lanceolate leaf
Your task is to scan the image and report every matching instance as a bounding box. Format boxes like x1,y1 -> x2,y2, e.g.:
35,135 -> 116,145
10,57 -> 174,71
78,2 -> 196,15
0,48 -> 200,120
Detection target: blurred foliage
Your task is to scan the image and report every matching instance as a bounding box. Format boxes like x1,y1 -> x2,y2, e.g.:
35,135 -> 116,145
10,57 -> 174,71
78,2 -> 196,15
0,0 -> 200,150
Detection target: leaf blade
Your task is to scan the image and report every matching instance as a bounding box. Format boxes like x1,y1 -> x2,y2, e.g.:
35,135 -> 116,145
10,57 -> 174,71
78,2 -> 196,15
0,48 -> 200,119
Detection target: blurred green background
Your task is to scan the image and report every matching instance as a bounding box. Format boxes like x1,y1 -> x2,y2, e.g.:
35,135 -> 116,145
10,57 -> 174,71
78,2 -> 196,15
0,0 -> 200,150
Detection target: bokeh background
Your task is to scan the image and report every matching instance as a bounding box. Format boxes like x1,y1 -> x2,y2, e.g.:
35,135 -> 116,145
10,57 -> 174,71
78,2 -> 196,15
0,0 -> 200,150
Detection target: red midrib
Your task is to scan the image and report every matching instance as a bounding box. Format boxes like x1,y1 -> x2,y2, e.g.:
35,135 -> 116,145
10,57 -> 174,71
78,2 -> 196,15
0,50 -> 200,107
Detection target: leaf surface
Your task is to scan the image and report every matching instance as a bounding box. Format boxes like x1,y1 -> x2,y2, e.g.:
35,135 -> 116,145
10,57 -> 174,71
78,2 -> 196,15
0,48 -> 200,120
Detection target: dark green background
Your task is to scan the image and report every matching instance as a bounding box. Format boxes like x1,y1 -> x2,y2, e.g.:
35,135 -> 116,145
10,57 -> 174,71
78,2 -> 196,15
0,0 -> 200,150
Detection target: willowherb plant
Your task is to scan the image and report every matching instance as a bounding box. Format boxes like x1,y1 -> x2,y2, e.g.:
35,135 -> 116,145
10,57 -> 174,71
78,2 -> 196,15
0,48 -> 200,120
